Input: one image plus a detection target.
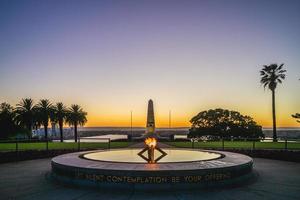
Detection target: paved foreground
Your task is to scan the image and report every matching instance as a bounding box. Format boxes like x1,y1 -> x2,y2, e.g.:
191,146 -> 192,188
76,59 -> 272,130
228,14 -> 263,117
0,157 -> 299,200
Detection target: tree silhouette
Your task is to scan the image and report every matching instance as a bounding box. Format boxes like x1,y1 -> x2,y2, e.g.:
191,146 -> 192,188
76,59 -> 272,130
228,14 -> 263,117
36,99 -> 53,139
189,108 -> 263,139
0,103 -> 17,139
66,104 -> 87,142
260,63 -> 286,142
15,98 -> 35,137
1,99 -> 88,140
53,102 -> 67,142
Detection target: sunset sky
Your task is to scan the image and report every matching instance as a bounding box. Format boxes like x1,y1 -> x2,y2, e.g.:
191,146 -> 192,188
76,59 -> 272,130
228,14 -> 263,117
0,0 -> 299,128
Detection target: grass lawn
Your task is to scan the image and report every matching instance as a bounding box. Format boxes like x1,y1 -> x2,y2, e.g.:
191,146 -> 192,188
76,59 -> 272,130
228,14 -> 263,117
1,141 -> 300,152
165,141 -> 300,150
0,141 -> 133,152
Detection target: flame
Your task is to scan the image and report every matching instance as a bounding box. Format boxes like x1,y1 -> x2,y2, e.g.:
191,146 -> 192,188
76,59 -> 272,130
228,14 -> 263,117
144,137 -> 157,148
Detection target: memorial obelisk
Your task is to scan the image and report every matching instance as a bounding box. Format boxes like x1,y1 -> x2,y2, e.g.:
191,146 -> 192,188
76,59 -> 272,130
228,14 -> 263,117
131,99 -> 166,140
146,99 -> 155,134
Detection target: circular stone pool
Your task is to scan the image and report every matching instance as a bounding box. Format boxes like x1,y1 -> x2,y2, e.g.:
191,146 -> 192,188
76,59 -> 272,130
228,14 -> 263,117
82,149 -> 222,163
51,148 -> 254,190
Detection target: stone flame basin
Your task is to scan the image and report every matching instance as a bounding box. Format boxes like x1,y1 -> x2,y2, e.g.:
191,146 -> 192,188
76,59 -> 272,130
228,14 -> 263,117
51,148 -> 254,190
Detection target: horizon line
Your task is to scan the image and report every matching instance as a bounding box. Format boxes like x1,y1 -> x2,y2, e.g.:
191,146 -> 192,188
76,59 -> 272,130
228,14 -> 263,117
78,126 -> 300,129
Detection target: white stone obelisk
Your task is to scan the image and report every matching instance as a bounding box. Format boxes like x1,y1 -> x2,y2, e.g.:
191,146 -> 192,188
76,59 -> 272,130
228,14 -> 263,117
146,99 -> 155,134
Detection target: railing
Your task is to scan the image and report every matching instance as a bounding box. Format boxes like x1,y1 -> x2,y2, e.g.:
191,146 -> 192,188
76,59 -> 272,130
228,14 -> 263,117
0,137 -> 111,153
185,137 -> 300,150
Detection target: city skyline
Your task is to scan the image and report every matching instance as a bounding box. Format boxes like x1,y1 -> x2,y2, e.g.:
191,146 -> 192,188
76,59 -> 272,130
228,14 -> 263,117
1,0 -> 299,128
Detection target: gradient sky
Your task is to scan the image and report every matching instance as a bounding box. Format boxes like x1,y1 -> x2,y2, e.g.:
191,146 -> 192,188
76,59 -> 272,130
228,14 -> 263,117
0,0 -> 299,128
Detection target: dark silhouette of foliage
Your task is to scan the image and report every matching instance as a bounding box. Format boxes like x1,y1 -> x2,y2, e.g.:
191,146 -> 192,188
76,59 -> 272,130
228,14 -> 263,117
292,113 -> 300,123
36,99 -> 53,139
260,63 -> 286,142
0,103 -> 21,139
32,108 -> 42,132
52,102 -> 67,142
66,104 -> 87,142
15,98 -> 36,137
1,99 -> 87,140
189,108 -> 264,139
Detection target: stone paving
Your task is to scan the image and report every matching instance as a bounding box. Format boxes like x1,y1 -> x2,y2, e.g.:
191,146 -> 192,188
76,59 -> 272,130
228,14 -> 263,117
0,157 -> 299,200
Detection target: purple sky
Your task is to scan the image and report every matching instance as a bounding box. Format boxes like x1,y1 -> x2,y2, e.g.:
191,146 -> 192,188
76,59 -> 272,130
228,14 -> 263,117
0,0 -> 299,127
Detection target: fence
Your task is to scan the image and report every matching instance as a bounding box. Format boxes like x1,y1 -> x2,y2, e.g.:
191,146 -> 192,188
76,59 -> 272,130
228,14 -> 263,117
2,137 -> 300,152
188,137 -> 300,150
0,137 -> 111,153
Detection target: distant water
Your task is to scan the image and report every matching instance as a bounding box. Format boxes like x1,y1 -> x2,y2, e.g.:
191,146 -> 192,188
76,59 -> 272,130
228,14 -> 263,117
262,128 -> 300,139
61,134 -> 127,143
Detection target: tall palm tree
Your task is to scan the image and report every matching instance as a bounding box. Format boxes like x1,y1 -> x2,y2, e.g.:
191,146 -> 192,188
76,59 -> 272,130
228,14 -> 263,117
33,107 -> 42,132
66,104 -> 87,142
53,102 -> 67,142
36,99 -> 53,140
49,109 -> 56,139
260,63 -> 286,142
15,98 -> 35,137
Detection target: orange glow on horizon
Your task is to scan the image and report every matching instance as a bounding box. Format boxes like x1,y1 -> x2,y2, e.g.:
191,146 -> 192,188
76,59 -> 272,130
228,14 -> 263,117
85,114 -> 300,128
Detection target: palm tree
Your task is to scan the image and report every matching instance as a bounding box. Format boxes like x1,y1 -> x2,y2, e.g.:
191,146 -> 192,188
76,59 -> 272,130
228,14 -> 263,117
15,98 -> 35,137
53,102 -> 67,142
33,107 -> 43,132
292,113 -> 300,123
36,99 -> 53,140
49,109 -> 56,139
0,102 -> 16,139
260,63 -> 286,142
0,102 -> 14,113
66,104 -> 87,142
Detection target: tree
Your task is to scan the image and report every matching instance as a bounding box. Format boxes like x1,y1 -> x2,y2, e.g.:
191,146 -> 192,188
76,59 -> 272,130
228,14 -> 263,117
292,113 -> 300,123
32,108 -> 42,132
15,98 -> 36,137
36,99 -> 53,140
66,104 -> 87,142
53,102 -> 67,142
0,103 -> 17,139
189,108 -> 264,139
260,63 -> 286,142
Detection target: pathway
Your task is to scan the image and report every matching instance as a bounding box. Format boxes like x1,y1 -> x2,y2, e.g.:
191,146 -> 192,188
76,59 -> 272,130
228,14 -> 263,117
0,157 -> 299,199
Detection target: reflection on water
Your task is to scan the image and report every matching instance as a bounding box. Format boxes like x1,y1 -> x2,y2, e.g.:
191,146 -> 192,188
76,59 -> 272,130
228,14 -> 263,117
83,149 -> 221,163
